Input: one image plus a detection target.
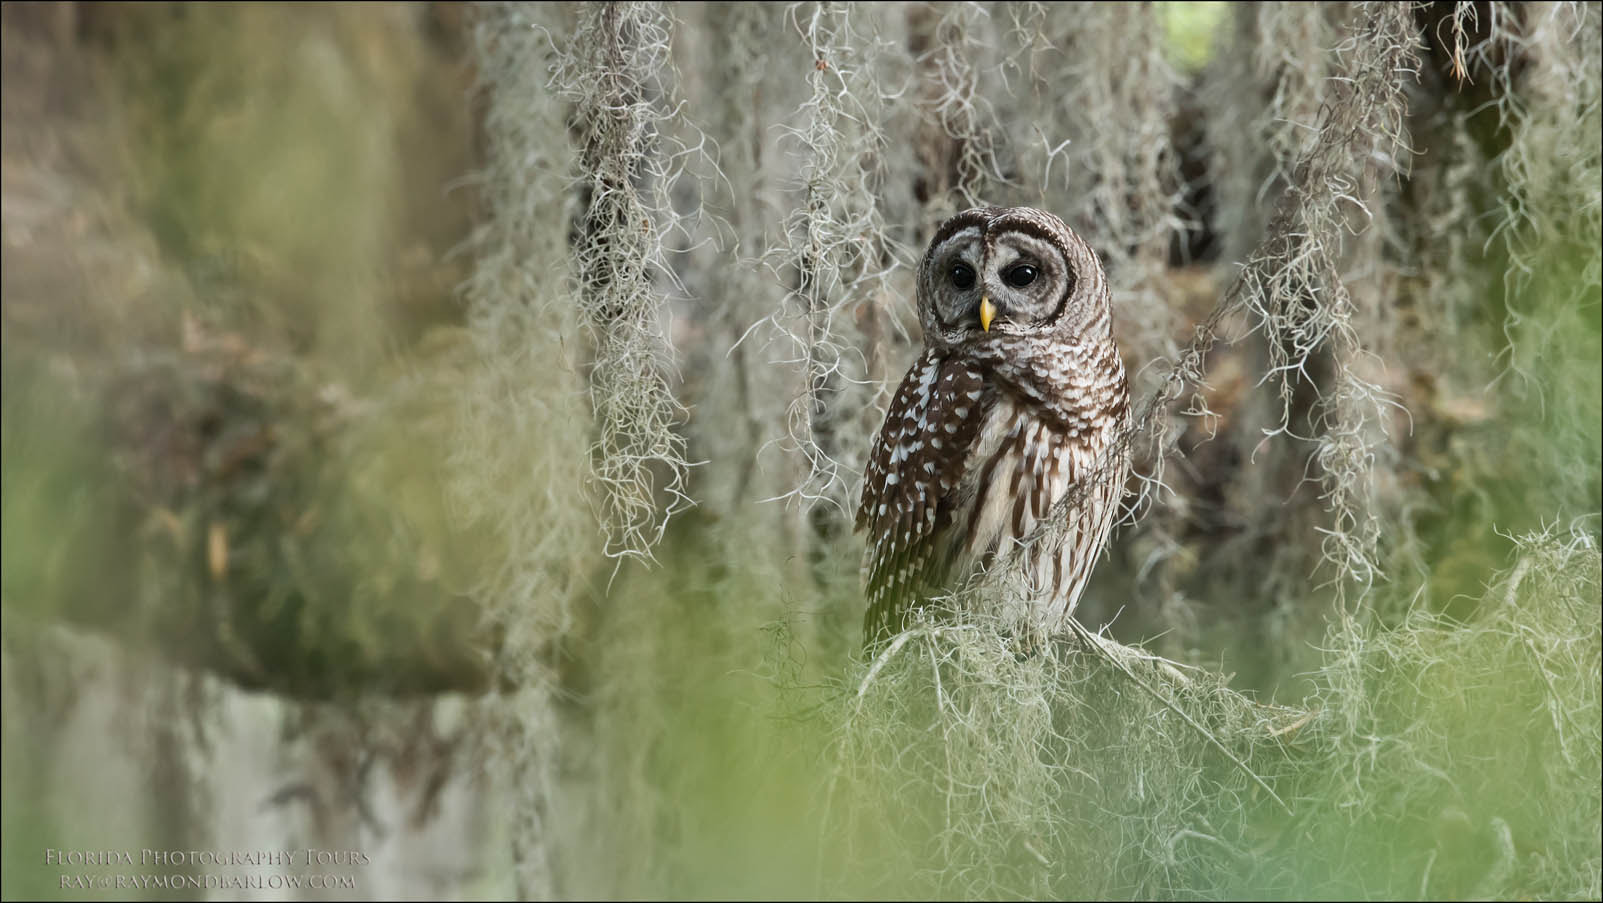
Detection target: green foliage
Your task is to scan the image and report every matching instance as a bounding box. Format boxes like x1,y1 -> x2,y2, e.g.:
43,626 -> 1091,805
1,356 -> 136,628
1288,528 -> 1601,899
1162,2 -> 1229,74
1,3 -> 489,699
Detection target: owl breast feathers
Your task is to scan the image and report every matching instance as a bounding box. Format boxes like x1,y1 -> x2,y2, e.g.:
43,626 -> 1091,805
856,206 -> 1131,647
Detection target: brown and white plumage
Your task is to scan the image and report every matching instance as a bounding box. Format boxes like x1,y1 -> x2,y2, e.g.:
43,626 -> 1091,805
857,206 -> 1130,646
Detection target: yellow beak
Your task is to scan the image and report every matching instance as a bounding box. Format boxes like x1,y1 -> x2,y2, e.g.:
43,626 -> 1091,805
980,295 -> 996,332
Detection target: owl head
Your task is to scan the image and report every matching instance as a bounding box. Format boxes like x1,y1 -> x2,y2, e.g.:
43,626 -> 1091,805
915,206 -> 1108,351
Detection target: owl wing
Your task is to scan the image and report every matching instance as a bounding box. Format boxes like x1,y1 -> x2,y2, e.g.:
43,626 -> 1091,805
857,352 -> 987,646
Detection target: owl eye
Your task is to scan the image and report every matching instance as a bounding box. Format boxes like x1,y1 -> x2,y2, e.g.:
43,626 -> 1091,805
950,262 -> 976,290
1004,264 -> 1038,288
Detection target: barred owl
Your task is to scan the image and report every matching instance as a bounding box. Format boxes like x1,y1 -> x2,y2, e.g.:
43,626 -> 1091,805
857,206 -> 1131,646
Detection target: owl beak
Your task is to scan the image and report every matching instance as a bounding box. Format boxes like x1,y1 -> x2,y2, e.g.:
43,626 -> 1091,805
979,295 -> 996,332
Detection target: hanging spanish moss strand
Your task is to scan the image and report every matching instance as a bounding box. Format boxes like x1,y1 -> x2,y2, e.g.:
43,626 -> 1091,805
1254,3 -> 1418,611
462,3 -> 601,896
906,2 -> 1010,219
554,1 -> 695,565
765,3 -> 898,543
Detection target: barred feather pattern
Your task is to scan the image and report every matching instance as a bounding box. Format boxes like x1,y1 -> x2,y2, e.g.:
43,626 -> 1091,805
858,207 -> 1130,647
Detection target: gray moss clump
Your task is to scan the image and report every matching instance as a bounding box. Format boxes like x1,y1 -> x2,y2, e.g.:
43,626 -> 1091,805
549,1 -> 701,565
823,526 -> 1600,899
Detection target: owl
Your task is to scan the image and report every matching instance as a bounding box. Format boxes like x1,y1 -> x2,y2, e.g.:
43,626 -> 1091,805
857,206 -> 1131,647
